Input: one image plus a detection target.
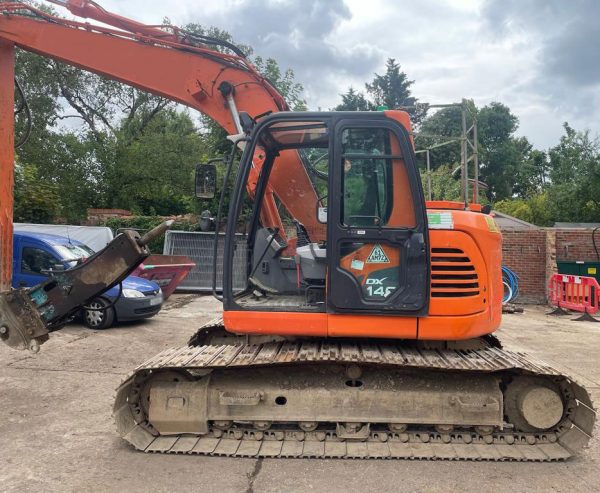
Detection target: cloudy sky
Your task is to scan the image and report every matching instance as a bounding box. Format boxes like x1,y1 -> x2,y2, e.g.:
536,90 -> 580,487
92,0 -> 599,149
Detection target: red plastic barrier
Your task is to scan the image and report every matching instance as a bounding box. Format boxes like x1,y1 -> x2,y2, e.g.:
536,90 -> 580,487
548,273 -> 600,315
132,254 -> 195,300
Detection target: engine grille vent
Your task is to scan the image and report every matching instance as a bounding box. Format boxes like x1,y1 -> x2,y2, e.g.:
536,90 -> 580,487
430,248 -> 479,298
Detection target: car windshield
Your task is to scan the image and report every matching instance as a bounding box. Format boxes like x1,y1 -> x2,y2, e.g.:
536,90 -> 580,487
54,243 -> 95,262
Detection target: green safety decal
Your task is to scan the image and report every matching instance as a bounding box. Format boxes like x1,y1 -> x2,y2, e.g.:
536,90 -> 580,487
427,211 -> 454,230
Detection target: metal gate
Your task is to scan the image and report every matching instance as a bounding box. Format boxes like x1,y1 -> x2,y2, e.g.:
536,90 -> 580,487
163,231 -> 248,292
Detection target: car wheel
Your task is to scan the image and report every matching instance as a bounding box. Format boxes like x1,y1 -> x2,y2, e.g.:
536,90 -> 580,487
83,298 -> 115,330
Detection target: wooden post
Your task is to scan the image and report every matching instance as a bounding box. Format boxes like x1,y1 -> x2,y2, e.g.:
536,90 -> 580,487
0,40 -> 15,291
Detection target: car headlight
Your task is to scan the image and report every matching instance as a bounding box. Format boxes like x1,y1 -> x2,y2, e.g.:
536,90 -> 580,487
122,288 -> 145,298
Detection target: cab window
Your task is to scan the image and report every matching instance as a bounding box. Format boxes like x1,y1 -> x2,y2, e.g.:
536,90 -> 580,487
341,127 -> 415,228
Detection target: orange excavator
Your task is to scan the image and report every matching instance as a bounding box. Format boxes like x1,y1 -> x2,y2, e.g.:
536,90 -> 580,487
0,1 -> 595,460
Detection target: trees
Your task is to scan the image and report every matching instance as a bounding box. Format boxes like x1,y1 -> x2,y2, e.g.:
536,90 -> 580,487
493,123 -> 600,225
106,109 -> 204,216
335,87 -> 371,112
416,102 -> 543,202
494,193 -> 553,227
546,124 -> 600,223
13,161 -> 62,223
253,56 -> 306,111
335,59 -> 427,125
12,23 -> 307,223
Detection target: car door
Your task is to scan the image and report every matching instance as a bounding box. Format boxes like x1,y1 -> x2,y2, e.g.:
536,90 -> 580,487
18,242 -> 60,288
327,118 -> 429,314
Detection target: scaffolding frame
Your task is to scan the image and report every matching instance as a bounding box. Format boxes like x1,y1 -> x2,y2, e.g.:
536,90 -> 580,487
399,99 -> 479,204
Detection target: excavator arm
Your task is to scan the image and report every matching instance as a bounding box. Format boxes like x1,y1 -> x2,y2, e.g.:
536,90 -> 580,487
0,0 -> 320,349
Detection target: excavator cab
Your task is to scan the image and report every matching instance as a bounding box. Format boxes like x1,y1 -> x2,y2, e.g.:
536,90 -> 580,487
220,111 -> 429,331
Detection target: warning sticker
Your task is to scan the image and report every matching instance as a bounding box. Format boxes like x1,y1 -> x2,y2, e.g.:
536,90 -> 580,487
484,216 -> 499,233
427,211 -> 454,230
350,259 -> 365,270
366,244 -> 390,263
588,267 -> 597,275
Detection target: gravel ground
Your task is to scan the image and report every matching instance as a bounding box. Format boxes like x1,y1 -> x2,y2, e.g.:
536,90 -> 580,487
1,296 -> 598,493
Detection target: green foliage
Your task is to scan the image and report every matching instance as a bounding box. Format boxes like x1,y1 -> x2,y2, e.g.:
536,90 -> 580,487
494,193 -> 553,227
12,11 -> 309,223
366,59 -> 427,125
546,123 -> 600,223
493,123 -> 600,226
13,162 -> 62,223
415,105 -> 464,168
253,56 -> 307,111
419,164 -> 462,202
105,109 -> 204,216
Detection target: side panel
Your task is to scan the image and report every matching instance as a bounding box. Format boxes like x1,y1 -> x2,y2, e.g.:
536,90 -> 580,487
328,313 -> 416,339
223,311 -> 328,336
419,209 -> 503,340
0,41 -> 14,291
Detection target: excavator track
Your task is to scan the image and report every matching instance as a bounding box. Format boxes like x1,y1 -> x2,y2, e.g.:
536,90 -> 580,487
114,320 -> 595,461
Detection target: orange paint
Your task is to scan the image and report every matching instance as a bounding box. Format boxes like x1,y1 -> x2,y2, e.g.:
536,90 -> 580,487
223,309 -> 498,342
426,201 -> 465,210
327,313 -> 417,339
224,310 -> 416,339
0,41 -> 14,290
418,310 -> 499,340
224,311 -> 328,337
387,124 -> 416,227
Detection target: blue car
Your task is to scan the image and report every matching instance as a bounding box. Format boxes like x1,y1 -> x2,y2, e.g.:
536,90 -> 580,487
12,231 -> 163,330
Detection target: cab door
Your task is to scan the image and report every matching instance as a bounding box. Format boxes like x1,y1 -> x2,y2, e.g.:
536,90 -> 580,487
327,119 -> 429,314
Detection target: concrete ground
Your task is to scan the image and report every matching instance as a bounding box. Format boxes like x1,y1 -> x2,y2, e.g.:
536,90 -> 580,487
1,296 -> 599,493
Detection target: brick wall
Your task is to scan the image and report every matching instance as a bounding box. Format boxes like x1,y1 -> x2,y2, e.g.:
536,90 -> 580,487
501,228 -> 600,303
502,230 -> 547,303
555,229 -> 600,261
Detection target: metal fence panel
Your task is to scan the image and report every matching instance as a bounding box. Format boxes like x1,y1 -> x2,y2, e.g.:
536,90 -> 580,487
163,231 -> 248,292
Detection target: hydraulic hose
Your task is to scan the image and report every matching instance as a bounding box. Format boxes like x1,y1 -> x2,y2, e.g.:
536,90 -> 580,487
502,266 -> 519,304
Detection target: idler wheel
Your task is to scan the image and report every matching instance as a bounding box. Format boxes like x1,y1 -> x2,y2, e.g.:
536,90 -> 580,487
299,421 -> 318,432
213,420 -> 233,430
504,377 -> 565,432
253,421 -> 272,431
